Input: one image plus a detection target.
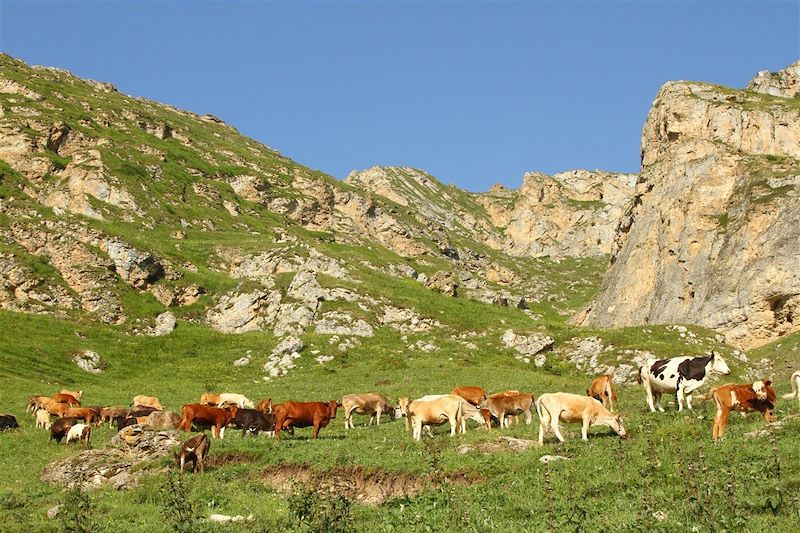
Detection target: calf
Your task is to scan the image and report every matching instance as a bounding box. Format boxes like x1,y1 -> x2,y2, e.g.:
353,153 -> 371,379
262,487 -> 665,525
49,417 -> 79,443
231,408 -> 276,437
36,408 -> 51,429
273,401 -> 338,441
399,395 -> 463,441
65,423 -> 92,447
177,434 -> 210,473
100,407 -> 132,427
587,375 -> 618,412
63,408 -> 98,425
451,386 -> 487,407
638,352 -> 731,412
52,393 -> 80,407
485,393 -> 535,428
712,381 -> 777,440
132,395 -> 164,410
341,393 -> 392,429
178,404 -> 238,439
257,398 -> 273,414
218,393 -> 254,409
536,392 -> 627,445
460,402 -> 492,432
782,371 -> 800,407
0,414 -> 19,431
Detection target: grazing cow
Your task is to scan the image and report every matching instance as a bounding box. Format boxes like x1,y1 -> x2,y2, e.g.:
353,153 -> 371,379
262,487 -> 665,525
199,393 -> 221,406
132,395 -> 164,410
65,423 -> 92,447
218,393 -> 254,409
100,407 -> 132,427
341,393 -> 392,429
63,408 -> 98,425
178,404 -> 238,439
485,393 -> 535,428
460,402 -> 492,432
36,409 -> 51,429
27,395 -> 53,413
60,389 -> 82,400
256,398 -> 273,414
0,414 -> 19,430
536,392 -> 627,445
638,352 -> 731,412
399,395 -> 463,441
144,411 -> 181,430
273,401 -> 338,441
451,386 -> 487,407
52,393 -> 80,407
177,434 -> 210,473
782,371 -> 800,407
115,416 -> 145,431
46,402 -> 70,418
49,417 -> 79,443
231,408 -> 276,437
712,381 -> 777,440
587,375 -> 618,412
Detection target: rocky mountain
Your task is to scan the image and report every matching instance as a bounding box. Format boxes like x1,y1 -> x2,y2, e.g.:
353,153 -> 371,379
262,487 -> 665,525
576,61 -> 800,350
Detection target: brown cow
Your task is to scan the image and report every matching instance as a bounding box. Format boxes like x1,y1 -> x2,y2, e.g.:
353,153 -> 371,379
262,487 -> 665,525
27,395 -> 53,413
49,417 -> 79,443
46,402 -> 70,418
178,404 -> 237,439
63,408 -> 98,424
587,375 -> 618,412
341,393 -> 392,429
132,395 -> 164,410
257,398 -> 273,414
52,393 -> 80,407
451,386 -> 487,407
199,393 -> 221,406
60,389 -> 83,400
100,407 -> 132,427
273,401 -> 338,441
177,434 -> 211,473
485,393 -> 535,428
712,380 -> 776,440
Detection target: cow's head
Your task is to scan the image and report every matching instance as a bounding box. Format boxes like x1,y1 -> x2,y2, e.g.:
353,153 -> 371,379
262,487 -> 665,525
611,415 -> 627,439
397,397 -> 410,418
328,400 -> 339,417
710,352 -> 731,375
753,380 -> 771,401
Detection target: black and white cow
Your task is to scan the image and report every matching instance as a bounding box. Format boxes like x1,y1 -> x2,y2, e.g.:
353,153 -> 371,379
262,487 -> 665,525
638,352 -> 731,412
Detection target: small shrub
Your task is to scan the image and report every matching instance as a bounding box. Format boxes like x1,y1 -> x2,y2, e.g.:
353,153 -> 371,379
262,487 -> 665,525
160,472 -> 201,533
60,488 -> 95,533
287,485 -> 354,533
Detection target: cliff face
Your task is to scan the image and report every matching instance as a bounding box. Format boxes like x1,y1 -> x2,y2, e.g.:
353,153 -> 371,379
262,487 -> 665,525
576,63 -> 800,349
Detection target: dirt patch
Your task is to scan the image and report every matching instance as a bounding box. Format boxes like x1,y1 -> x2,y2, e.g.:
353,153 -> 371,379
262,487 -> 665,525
260,464 -> 479,505
206,452 -> 259,467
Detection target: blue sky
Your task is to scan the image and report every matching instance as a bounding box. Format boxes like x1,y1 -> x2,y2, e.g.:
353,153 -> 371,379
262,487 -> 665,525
1,1 -> 798,191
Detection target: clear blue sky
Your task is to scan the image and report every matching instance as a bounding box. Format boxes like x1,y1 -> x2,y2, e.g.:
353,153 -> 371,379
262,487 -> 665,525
1,1 -> 798,191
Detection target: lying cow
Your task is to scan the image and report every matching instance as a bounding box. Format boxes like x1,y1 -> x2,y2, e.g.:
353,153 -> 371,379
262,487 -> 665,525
36,409 -> 51,429
451,386 -> 487,407
218,393 -> 254,409
399,395 -> 463,441
712,381 -> 776,440
132,395 -> 164,411
273,401 -> 338,441
178,404 -> 238,439
341,393 -> 392,429
0,414 -> 19,431
782,371 -> 800,407
65,423 -> 92,447
49,417 -> 79,443
587,375 -> 617,412
231,408 -> 276,437
177,434 -> 211,473
638,352 -> 731,412
485,392 -> 534,428
536,392 -> 627,445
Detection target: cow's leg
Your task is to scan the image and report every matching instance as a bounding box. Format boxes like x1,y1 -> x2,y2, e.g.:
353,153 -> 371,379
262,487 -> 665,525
312,418 -> 321,439
412,417 -> 420,441
344,407 -> 352,430
376,408 -> 382,426
715,408 -> 730,440
524,408 -> 532,426
644,381 -> 656,413
552,417 -> 565,443
219,426 -> 225,440
676,388 -> 685,412
654,392 -> 665,413
685,393 -> 694,411
581,418 -> 590,442
180,455 -> 186,473
449,415 -> 457,437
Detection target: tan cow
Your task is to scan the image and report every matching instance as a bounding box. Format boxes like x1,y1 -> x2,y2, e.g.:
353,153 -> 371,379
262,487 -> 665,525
536,392 -> 627,445
199,393 -> 221,406
35,408 -> 51,429
587,375 -> 618,412
218,393 -> 254,409
342,393 -> 392,429
100,407 -> 132,427
399,395 -> 463,440
63,408 -> 98,424
60,389 -> 83,400
451,386 -> 487,407
46,402 -> 70,417
132,395 -> 164,410
27,395 -> 53,413
485,393 -> 534,428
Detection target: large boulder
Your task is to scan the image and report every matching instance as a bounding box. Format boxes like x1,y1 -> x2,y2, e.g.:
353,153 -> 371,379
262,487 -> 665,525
105,239 -> 164,289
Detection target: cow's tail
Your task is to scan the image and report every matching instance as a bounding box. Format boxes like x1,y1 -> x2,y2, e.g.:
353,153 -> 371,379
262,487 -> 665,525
782,373 -> 799,399
609,380 -> 618,402
693,387 -> 718,403
637,365 -> 646,385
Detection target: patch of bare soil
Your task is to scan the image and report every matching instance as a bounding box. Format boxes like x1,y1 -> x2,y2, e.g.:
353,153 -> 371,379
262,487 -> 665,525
260,464 -> 479,505
206,452 -> 259,467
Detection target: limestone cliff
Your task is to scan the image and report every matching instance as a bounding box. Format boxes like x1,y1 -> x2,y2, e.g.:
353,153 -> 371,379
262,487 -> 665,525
576,62 -> 800,349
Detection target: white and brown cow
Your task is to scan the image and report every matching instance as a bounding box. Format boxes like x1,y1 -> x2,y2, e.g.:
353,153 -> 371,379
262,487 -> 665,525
536,392 -> 626,445
65,423 -> 92,447
341,393 -> 392,429
712,380 -> 776,440
638,352 -> 731,412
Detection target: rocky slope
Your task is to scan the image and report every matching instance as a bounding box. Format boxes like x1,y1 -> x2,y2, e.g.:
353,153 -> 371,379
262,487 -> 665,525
576,62 -> 800,349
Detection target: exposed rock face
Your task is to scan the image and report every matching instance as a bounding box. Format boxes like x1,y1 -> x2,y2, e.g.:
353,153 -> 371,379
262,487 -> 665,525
577,63 -> 800,349
426,271 -> 458,297
501,329 -> 554,366
73,350 -> 102,373
478,170 -> 637,258
748,60 -> 800,98
152,312 -> 176,336
206,290 -> 279,334
105,238 -> 163,289
314,311 -> 374,337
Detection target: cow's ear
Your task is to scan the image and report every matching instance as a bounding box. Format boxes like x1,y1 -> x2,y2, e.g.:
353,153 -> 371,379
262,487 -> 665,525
764,380 -> 772,387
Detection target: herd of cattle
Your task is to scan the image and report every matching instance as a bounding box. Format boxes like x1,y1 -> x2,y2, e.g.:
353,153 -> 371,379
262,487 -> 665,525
2,352 -> 800,473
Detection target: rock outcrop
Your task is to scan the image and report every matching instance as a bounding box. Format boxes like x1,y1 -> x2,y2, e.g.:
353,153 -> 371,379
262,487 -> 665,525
577,62 -> 800,349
